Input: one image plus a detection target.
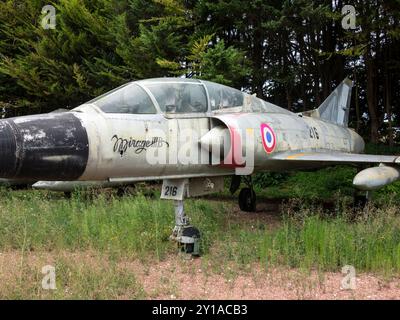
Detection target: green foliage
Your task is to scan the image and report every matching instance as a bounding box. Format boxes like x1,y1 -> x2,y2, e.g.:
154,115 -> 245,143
191,40 -> 251,86
253,172 -> 290,189
365,143 -> 400,155
286,167 -> 356,200
0,0 -> 399,141
0,0 -> 137,113
253,166 -> 357,201
0,0 -> 251,114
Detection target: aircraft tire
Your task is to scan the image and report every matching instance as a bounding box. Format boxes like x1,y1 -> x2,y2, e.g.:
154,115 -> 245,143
238,188 -> 256,212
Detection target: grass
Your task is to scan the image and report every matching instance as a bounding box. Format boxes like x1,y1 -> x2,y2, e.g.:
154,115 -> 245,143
0,189 -> 174,259
1,251 -> 146,299
0,183 -> 399,275
0,187 -> 231,261
260,203 -> 400,275
0,164 -> 400,298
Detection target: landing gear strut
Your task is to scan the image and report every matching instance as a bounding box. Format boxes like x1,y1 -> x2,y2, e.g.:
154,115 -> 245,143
169,200 -> 200,256
238,176 -> 257,212
163,177 -> 224,256
353,190 -> 372,210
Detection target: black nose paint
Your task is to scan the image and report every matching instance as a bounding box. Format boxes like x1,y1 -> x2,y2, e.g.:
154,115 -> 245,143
0,113 -> 89,180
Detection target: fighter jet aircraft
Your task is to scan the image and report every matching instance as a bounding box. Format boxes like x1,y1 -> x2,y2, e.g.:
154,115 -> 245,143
0,77 -> 399,255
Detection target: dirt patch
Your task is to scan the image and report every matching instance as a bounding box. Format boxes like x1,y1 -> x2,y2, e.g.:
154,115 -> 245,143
126,255 -> 400,300
0,251 -> 399,299
207,198 -> 283,230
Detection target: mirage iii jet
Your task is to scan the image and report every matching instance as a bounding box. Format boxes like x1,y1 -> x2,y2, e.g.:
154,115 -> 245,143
1,77 -> 399,255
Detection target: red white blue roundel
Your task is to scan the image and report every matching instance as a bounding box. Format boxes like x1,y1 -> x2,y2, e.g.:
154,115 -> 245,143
260,123 -> 276,154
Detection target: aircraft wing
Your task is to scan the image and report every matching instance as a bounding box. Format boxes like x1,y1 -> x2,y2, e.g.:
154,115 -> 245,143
270,151 -> 400,165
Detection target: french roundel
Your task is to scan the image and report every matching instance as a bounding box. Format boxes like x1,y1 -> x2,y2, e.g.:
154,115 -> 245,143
260,123 -> 276,154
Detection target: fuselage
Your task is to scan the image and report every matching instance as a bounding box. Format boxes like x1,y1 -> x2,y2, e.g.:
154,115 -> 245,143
0,78 -> 365,181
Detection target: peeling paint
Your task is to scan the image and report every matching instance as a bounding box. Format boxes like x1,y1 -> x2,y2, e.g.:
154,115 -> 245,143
0,113 -> 89,180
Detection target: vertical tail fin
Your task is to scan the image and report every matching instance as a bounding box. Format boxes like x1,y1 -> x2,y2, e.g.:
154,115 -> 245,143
316,78 -> 353,127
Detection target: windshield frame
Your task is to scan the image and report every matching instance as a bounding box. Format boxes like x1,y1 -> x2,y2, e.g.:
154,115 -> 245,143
140,80 -> 211,118
86,82 -> 161,115
200,80 -> 245,113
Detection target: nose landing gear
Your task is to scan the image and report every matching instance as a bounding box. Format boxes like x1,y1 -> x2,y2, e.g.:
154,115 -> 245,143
161,179 -> 202,256
170,200 -> 201,256
162,177 -> 225,257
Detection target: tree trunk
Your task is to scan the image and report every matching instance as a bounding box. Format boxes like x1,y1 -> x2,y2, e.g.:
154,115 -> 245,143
366,58 -> 379,144
354,69 -> 361,133
385,72 -> 393,147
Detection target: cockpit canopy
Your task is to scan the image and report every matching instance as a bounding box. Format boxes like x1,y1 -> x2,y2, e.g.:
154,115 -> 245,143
144,81 -> 208,113
84,78 -> 287,115
89,83 -> 157,114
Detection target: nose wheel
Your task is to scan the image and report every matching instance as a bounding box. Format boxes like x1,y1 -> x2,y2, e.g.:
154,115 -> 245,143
170,200 -> 201,256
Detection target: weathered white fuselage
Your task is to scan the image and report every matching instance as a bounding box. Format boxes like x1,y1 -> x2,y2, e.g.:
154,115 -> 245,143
4,77 -> 399,195
73,102 -> 364,182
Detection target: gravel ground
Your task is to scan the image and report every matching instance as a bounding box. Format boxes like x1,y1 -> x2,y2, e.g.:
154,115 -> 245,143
0,251 -> 399,300
127,256 -> 400,300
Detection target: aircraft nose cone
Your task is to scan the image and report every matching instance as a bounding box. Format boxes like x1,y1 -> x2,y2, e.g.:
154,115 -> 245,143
0,113 -> 89,180
0,120 -> 18,178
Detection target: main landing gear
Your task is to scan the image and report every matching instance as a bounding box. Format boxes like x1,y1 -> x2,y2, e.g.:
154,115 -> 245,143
231,176 -> 257,212
169,200 -> 201,256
